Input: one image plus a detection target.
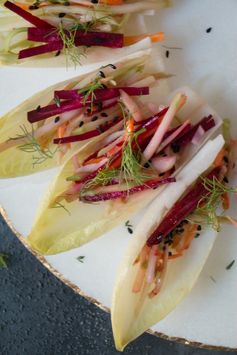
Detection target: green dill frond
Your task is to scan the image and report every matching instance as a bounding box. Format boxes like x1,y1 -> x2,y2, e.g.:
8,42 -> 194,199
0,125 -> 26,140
196,176 -> 237,231
78,75 -> 104,109
57,21 -> 87,67
81,168 -> 119,194
9,125 -> 57,168
51,201 -> 71,215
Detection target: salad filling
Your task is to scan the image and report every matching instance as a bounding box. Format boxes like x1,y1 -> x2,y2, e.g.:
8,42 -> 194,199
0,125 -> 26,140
54,92 -> 217,204
0,0 -> 167,65
0,53 -> 166,174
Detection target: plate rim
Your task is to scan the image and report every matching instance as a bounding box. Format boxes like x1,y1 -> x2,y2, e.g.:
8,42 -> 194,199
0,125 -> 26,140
1,206 -> 236,352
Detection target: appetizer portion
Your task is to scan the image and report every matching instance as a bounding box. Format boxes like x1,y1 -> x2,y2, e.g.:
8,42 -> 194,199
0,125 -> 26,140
28,86 -> 221,255
112,133 -> 237,350
0,46 -> 166,177
0,0 -> 168,66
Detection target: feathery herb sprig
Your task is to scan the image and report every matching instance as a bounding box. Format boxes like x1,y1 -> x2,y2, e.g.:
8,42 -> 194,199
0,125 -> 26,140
8,125 -> 57,167
196,176 -> 237,231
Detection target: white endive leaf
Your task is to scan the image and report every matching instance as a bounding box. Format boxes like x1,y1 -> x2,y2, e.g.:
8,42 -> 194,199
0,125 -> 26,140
111,135 -> 224,351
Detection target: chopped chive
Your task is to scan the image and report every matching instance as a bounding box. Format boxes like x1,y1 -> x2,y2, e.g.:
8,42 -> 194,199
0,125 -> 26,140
0,254 -> 8,269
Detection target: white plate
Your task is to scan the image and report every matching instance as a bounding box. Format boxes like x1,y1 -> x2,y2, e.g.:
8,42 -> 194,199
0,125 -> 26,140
0,0 -> 237,350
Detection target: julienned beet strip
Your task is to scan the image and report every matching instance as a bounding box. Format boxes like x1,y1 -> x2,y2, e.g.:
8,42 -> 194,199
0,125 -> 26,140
53,117 -> 123,144
27,27 -> 124,48
4,1 -> 54,29
19,42 -> 63,59
54,87 -> 149,100
80,177 -> 176,202
146,167 -> 221,246
174,115 -> 215,147
27,100 -> 84,123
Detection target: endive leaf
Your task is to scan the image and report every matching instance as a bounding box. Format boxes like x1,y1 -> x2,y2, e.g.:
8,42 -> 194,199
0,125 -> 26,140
111,135 -> 224,351
28,86 -> 222,255
0,46 -> 155,177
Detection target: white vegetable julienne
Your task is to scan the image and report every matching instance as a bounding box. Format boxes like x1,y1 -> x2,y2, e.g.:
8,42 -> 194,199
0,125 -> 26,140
111,135 -> 225,351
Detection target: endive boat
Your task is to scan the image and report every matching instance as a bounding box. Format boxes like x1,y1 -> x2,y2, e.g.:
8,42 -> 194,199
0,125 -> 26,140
0,44 -> 168,177
0,0 -> 170,66
28,86 -> 222,255
111,133 -> 236,350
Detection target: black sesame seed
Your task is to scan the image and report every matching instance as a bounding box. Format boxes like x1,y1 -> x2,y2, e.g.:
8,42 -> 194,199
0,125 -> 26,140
29,4 -> 39,10
97,102 -> 103,111
166,50 -> 170,58
159,173 -> 165,177
172,144 -> 180,153
91,0 -> 98,3
109,64 -> 116,69
58,12 -> 66,18
54,116 -> 60,123
195,233 -> 200,238
224,156 -> 229,163
197,225 -> 202,231
168,251 -> 172,256
144,162 -> 150,168
36,105 -> 41,112
55,50 -> 61,57
92,116 -> 98,122
101,112 -> 108,117
223,176 -> 229,183
79,121 -> 84,127
128,227 -> 133,234
206,27 -> 212,33
99,71 -> 105,78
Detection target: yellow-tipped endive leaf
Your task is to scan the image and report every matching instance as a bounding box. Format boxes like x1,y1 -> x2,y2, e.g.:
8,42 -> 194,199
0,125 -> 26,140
111,135 -> 224,351
27,88 -> 223,255
0,46 -> 162,177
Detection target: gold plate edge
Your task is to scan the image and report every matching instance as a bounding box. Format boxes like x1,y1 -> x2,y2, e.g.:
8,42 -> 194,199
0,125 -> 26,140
1,206 -> 236,352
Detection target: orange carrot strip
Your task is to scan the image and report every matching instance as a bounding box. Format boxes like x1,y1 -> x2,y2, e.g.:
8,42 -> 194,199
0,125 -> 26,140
214,148 -> 226,167
57,123 -> 67,139
124,32 -> 165,46
84,157 -> 105,165
99,0 -> 123,4
222,192 -> 230,210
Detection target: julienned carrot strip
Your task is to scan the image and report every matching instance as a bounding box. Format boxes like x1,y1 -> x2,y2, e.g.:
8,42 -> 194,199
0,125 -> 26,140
124,32 -> 165,46
99,0 -> 123,4
14,2 -> 29,10
84,157 -> 105,165
214,148 -> 226,167
168,253 -> 183,260
106,144 -> 122,158
222,192 -> 230,210
58,123 -> 67,139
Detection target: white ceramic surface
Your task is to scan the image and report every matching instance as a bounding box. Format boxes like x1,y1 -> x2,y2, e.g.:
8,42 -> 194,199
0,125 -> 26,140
0,0 -> 237,349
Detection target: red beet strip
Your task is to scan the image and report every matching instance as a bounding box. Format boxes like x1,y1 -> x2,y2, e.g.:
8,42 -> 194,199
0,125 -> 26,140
54,87 -> 149,100
53,117 -> 123,144
4,1 -> 53,29
19,41 -> 63,59
27,26 -> 124,47
146,167 -> 221,246
80,177 -> 176,202
174,115 -> 215,147
27,99 -> 85,123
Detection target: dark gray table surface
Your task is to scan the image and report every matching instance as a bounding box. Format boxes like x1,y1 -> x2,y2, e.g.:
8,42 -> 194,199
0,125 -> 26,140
0,215 -> 236,355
